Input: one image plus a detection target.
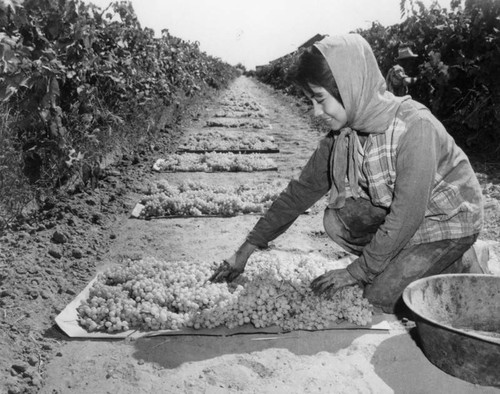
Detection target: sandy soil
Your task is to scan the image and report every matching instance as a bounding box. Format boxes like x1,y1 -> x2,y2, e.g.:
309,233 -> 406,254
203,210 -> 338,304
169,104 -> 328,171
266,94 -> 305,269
2,76 -> 500,394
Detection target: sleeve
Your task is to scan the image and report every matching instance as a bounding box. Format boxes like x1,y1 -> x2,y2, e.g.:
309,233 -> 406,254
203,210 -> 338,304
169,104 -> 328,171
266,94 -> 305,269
246,135 -> 334,248
346,119 -> 437,283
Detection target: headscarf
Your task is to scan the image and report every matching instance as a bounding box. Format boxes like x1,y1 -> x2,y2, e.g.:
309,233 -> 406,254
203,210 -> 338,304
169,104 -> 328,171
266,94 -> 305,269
313,34 -> 410,208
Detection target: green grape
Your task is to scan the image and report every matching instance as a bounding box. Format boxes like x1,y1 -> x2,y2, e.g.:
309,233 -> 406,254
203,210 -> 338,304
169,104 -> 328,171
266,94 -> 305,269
139,180 -> 281,218
77,253 -> 373,333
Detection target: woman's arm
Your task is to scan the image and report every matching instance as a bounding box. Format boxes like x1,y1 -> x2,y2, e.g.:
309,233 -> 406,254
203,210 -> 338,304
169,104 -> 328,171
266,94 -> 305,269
210,134 -> 334,283
247,134 -> 334,248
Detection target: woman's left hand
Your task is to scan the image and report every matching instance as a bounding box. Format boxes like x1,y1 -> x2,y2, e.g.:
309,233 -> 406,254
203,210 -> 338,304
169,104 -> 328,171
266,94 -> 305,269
310,268 -> 359,297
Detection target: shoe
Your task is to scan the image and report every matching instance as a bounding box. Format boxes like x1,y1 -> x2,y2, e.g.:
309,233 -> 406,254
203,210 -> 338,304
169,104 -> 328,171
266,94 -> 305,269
462,240 -> 491,274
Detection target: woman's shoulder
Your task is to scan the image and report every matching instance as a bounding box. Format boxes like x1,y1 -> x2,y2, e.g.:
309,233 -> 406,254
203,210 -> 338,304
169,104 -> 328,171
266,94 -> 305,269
305,132 -> 335,160
397,99 -> 443,130
392,99 -> 458,155
399,98 -> 430,118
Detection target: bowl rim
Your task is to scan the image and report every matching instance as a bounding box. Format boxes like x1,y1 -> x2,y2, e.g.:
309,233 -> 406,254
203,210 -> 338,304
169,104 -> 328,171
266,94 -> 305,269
402,273 -> 500,345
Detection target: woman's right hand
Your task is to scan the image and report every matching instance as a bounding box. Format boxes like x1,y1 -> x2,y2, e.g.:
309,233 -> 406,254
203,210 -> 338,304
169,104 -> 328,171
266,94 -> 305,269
208,241 -> 257,283
208,254 -> 244,283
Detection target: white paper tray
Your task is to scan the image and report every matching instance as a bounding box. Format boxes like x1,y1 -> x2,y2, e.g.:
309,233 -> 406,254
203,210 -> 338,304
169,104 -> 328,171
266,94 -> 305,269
56,274 -> 391,339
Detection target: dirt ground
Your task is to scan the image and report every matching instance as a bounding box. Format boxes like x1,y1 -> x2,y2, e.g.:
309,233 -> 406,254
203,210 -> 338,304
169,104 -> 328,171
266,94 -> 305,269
1,76 -> 500,394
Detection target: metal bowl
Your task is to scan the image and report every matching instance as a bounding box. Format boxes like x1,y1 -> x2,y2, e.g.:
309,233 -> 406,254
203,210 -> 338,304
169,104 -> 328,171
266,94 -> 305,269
403,274 -> 500,388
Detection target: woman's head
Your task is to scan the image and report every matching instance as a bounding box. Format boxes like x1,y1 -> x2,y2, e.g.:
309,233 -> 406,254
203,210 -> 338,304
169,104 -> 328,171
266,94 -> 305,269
290,46 -> 347,130
292,46 -> 343,106
292,34 -> 406,134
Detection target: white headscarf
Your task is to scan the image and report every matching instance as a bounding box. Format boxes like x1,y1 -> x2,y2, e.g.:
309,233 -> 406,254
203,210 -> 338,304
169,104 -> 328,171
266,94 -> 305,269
313,34 -> 410,208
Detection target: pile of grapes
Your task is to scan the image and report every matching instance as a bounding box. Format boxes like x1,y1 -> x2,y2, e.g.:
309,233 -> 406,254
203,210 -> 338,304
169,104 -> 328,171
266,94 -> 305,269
153,152 -> 277,172
219,95 -> 265,112
139,180 -> 282,218
77,253 -> 373,333
213,109 -> 267,118
210,91 -> 268,120
179,131 -> 277,151
206,117 -> 269,129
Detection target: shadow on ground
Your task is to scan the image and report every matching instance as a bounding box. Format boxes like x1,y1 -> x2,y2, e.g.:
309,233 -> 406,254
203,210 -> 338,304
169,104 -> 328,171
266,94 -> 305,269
131,328 -> 382,369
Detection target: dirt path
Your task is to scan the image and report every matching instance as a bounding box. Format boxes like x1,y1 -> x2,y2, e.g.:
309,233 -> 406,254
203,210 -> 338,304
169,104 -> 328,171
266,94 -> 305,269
5,76 -> 499,393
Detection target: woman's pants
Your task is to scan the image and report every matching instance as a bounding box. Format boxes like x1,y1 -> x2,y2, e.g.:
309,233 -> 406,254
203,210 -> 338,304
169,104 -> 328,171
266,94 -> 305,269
323,197 -> 477,313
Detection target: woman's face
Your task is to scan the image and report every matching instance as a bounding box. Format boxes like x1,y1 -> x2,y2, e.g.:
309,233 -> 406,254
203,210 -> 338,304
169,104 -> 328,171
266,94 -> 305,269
306,84 -> 347,131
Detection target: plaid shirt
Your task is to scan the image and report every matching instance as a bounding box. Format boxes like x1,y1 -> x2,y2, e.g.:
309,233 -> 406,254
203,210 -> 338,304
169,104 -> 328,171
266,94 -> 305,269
359,101 -> 483,245
247,100 -> 483,282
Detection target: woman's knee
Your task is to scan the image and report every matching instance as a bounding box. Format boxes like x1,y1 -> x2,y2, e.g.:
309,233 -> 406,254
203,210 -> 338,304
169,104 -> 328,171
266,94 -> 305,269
323,208 -> 366,255
336,198 -> 388,237
363,281 -> 408,314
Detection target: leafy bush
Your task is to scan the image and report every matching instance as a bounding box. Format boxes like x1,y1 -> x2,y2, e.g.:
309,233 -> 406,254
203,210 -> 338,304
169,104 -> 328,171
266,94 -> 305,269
0,105 -> 34,229
0,0 -> 237,229
255,0 -> 500,156
256,51 -> 304,96
359,0 -> 500,154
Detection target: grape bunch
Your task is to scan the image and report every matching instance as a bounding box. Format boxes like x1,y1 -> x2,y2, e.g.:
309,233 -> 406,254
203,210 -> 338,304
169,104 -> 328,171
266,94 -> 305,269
153,152 -> 277,172
140,180 -> 282,218
77,253 -> 373,333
